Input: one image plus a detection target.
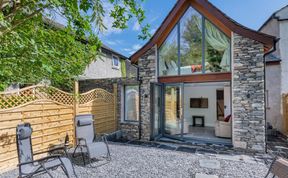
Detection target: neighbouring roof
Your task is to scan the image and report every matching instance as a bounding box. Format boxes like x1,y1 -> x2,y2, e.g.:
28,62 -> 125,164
130,0 -> 277,63
259,5 -> 288,31
266,54 -> 281,63
43,17 -> 128,59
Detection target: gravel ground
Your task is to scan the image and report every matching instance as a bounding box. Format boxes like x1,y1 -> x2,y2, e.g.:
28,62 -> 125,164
0,144 -> 270,178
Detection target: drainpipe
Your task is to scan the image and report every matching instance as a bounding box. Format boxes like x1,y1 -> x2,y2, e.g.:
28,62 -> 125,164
263,38 -> 279,153
132,63 -> 142,140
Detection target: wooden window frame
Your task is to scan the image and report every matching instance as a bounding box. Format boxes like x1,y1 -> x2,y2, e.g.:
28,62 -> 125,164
158,6 -> 231,78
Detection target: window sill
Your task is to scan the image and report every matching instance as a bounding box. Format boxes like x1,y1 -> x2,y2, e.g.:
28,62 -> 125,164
120,121 -> 139,126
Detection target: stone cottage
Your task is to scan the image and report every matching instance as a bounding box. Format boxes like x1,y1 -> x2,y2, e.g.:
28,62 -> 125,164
119,0 -> 276,152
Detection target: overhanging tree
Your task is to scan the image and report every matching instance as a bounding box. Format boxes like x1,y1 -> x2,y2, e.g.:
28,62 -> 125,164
0,0 -> 150,91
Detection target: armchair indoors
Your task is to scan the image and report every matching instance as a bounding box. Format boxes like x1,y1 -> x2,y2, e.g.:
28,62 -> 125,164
215,115 -> 232,138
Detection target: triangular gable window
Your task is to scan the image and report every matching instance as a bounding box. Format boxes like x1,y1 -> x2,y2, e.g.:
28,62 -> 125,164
159,6 -> 231,76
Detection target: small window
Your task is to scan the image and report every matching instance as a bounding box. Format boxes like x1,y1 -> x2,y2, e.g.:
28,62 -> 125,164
112,55 -> 120,69
124,85 -> 139,121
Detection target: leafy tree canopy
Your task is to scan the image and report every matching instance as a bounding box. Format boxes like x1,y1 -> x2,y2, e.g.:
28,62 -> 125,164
0,0 -> 149,91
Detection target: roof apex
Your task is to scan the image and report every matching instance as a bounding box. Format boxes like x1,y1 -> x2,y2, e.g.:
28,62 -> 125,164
130,0 -> 276,63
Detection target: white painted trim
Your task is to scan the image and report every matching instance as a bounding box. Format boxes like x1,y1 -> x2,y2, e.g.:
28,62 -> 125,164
112,55 -> 121,70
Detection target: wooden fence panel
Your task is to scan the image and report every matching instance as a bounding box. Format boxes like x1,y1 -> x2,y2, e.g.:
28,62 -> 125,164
78,87 -> 117,134
0,84 -> 117,173
0,100 -> 74,172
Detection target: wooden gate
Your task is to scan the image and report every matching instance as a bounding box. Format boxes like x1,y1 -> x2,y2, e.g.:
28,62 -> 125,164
0,84 -> 117,172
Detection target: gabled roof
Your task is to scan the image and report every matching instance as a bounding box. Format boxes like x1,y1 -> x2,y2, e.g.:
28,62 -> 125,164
130,0 -> 277,63
259,5 -> 288,31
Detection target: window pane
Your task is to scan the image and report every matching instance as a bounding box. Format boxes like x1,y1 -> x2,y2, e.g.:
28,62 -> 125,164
180,7 -> 203,75
205,20 -> 230,73
112,56 -> 119,67
159,26 -> 178,76
125,85 -> 139,121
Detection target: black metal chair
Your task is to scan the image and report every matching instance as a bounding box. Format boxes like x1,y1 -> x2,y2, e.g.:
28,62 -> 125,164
73,114 -> 111,165
16,123 -> 78,178
265,146 -> 288,178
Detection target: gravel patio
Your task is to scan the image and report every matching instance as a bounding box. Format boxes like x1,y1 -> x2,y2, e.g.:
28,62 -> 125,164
1,143 -> 272,178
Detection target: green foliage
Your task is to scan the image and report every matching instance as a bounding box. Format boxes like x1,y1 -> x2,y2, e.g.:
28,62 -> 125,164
181,15 -> 202,66
0,0 -> 149,91
0,19 -> 100,91
121,60 -> 127,78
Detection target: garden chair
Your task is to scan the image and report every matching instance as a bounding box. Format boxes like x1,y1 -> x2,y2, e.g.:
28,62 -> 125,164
73,114 -> 111,165
265,146 -> 288,178
16,123 -> 78,178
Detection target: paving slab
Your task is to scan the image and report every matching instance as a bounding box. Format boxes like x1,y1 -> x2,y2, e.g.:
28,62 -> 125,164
194,173 -> 219,178
199,159 -> 221,169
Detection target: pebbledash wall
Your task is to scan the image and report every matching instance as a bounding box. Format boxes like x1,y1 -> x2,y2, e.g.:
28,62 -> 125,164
131,34 -> 266,152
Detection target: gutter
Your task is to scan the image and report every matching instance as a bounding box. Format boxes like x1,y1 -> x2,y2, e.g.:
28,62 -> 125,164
263,38 -> 279,153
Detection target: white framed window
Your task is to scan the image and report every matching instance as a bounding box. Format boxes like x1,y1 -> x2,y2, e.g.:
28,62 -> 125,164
124,85 -> 139,122
112,55 -> 120,69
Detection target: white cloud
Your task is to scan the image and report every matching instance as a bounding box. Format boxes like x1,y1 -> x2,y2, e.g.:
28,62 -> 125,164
121,44 -> 142,56
150,28 -> 157,35
128,50 -> 136,55
123,48 -> 131,52
132,44 -> 142,50
132,21 -> 141,31
150,15 -> 159,23
106,40 -> 117,46
101,2 -> 123,35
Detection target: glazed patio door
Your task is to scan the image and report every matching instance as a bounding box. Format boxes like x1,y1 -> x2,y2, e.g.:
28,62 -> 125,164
164,83 -> 184,139
151,83 -> 163,140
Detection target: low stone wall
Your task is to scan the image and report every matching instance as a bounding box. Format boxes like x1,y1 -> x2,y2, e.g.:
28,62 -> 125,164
120,123 -> 139,140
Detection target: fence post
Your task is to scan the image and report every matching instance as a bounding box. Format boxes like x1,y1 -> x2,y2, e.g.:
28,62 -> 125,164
113,83 -> 118,131
73,80 -> 79,145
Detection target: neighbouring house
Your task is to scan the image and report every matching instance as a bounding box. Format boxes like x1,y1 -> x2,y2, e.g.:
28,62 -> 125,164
118,0 -> 277,152
259,5 -> 288,135
79,44 -> 137,81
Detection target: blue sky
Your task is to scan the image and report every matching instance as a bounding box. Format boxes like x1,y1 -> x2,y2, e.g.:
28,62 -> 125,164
100,0 -> 287,57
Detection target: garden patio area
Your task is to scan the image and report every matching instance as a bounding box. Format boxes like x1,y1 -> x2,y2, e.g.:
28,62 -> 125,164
1,143 -> 272,178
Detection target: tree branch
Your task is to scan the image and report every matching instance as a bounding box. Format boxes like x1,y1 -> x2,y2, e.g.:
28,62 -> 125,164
1,6 -> 47,37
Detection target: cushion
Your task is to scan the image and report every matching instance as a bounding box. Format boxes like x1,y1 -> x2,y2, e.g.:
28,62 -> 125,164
224,115 -> 231,122
77,118 -> 93,126
18,127 -> 32,139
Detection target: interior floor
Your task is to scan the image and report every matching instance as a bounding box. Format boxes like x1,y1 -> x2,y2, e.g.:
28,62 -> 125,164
183,126 -> 231,144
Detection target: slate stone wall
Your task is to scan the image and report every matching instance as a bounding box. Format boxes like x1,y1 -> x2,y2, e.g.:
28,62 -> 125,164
232,33 -> 266,152
138,46 -> 157,140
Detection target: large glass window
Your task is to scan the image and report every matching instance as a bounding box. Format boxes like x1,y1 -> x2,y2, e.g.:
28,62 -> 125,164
159,27 -> 178,76
205,20 -> 231,73
158,6 -> 231,76
180,8 -> 203,75
124,85 -> 139,121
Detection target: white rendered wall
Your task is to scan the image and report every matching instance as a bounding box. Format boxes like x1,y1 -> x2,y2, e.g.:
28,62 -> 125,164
280,21 -> 288,94
81,53 -> 122,79
266,64 -> 282,131
183,83 -> 230,128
